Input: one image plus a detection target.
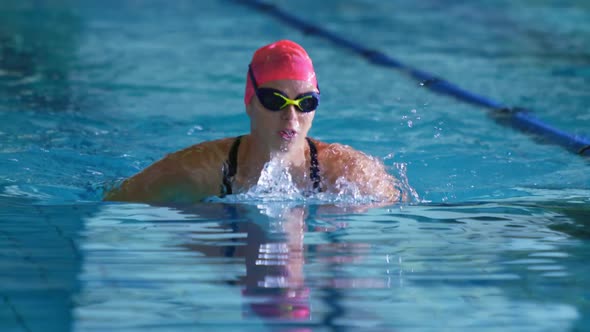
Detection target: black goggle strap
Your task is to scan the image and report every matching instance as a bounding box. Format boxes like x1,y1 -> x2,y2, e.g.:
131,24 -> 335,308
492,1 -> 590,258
248,64 -> 259,90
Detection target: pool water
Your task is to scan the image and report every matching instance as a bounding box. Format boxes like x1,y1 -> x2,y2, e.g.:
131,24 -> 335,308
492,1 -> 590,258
1,0 -> 589,331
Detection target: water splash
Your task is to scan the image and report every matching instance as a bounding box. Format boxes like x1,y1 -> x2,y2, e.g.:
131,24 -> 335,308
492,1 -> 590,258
393,162 -> 421,203
222,157 -> 307,203
248,157 -> 304,198
332,176 -> 363,201
219,155 -> 420,205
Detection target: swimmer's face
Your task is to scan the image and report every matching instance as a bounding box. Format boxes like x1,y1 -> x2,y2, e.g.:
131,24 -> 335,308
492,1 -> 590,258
247,79 -> 317,152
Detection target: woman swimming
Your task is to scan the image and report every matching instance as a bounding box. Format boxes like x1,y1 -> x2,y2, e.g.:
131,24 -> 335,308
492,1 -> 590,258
105,40 -> 406,203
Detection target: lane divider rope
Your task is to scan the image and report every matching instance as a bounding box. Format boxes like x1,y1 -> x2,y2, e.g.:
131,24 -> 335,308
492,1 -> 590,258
234,0 -> 590,157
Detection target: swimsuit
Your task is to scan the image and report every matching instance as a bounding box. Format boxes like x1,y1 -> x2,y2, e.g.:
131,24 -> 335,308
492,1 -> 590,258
221,136 -> 321,196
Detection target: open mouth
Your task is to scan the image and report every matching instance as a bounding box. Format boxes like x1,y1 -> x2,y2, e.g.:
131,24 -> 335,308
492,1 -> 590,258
279,129 -> 297,140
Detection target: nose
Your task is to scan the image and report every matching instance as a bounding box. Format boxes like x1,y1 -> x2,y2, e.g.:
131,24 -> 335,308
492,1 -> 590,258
281,104 -> 298,120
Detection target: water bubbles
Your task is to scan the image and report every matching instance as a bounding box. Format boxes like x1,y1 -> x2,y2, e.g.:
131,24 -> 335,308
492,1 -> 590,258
93,129 -> 109,136
433,125 -> 443,139
401,109 -> 420,128
86,169 -> 103,176
186,125 -> 204,136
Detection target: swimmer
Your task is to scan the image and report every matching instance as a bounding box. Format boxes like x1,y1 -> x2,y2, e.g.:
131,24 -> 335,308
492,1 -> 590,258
105,40 -> 407,203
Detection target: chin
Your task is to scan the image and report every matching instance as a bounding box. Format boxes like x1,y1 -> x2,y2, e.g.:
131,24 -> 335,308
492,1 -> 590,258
278,136 -> 306,153
276,140 -> 293,152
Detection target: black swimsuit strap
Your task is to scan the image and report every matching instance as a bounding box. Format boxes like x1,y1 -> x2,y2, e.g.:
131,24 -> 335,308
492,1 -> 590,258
221,136 -> 243,196
221,136 -> 322,196
306,137 -> 321,191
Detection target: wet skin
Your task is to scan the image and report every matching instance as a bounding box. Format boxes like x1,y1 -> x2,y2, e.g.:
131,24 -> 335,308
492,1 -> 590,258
105,79 -> 405,204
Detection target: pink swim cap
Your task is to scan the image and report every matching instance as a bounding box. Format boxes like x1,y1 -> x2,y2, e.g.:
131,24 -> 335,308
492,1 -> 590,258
245,40 -> 318,105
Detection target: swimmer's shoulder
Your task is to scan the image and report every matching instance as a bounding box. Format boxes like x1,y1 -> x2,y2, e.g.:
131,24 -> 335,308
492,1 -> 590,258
309,138 -> 371,165
155,136 -> 241,190
104,136 -> 240,203
310,138 -> 401,202
168,136 -> 238,168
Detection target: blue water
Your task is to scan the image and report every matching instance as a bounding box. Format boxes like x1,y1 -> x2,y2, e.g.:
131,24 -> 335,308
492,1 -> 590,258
1,0 -> 589,331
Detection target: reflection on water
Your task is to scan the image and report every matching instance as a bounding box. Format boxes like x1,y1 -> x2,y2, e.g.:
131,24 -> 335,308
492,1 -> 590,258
0,195 -> 586,331
67,200 -> 584,331
186,204 -> 312,321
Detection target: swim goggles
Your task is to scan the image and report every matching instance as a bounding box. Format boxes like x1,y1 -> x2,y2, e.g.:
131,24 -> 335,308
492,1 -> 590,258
248,65 -> 320,113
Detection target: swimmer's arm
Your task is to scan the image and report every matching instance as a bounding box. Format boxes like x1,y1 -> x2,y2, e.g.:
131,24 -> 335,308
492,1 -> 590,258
323,144 -> 406,203
104,148 -> 223,204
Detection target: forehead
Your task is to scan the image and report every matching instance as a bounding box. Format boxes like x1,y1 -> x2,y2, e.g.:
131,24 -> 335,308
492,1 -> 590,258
260,79 -> 318,95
